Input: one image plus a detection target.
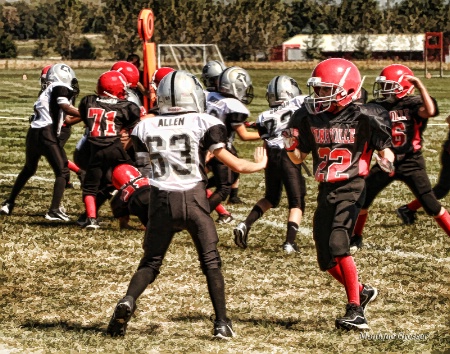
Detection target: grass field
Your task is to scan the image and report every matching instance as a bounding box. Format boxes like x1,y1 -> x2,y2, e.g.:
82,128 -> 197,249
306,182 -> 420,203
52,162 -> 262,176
0,65 -> 450,353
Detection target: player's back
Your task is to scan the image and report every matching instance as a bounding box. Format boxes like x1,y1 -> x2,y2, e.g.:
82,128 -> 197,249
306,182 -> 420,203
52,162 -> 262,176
132,112 -> 225,192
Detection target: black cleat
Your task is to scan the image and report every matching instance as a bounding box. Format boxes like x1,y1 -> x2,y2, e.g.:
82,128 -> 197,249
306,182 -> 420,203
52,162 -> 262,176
228,196 -> 243,204
396,205 -> 417,225
360,284 -> 378,312
65,181 -> 74,189
234,222 -> 249,249
349,234 -> 363,255
335,303 -> 369,331
0,201 -> 14,216
45,207 -> 70,221
213,318 -> 235,340
282,241 -> 299,254
107,296 -> 136,337
216,214 -> 234,224
82,217 -> 100,230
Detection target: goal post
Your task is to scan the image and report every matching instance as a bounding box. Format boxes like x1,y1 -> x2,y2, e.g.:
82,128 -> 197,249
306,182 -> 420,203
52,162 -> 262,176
157,44 -> 225,75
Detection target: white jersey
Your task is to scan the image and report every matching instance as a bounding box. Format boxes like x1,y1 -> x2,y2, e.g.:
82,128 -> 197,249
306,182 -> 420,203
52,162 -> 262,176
31,82 -> 74,136
205,91 -> 249,145
132,112 -> 227,192
257,95 -> 306,149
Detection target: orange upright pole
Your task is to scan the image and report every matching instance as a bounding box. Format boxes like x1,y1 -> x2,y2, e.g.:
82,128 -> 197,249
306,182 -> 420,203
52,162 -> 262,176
138,9 -> 157,110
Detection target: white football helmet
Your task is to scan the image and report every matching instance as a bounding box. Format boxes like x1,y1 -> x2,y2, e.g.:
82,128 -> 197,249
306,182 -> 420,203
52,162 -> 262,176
46,63 -> 79,95
201,60 -> 226,90
157,71 -> 206,114
266,75 -> 302,108
218,66 -> 254,104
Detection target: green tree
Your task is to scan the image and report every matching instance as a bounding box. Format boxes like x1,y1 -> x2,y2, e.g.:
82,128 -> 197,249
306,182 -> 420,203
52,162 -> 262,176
336,0 -> 382,34
353,35 -> 372,59
32,39 -> 49,58
0,27 -> 17,58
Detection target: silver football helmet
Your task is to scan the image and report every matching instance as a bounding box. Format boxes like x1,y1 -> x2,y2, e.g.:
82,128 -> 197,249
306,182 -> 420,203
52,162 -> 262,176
218,66 -> 254,104
157,71 -> 206,114
266,75 -> 302,108
201,60 -> 226,90
46,63 -> 79,95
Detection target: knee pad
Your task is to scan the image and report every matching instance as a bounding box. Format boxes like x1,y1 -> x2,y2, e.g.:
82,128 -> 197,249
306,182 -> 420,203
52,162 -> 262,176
329,228 -> 350,257
420,191 -> 442,216
200,249 -> 222,274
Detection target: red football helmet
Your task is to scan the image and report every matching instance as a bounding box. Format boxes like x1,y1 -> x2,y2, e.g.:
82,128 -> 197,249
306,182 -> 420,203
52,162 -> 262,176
304,58 -> 362,114
97,71 -> 128,99
151,67 -> 175,89
111,164 -> 142,190
40,64 -> 53,90
373,64 -> 414,101
111,61 -> 140,88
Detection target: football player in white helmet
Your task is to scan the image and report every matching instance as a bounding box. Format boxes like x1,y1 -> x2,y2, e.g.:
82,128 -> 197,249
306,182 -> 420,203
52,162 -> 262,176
1,63 -> 80,220
107,70 -> 267,340
234,76 -> 308,254
201,60 -> 226,91
205,66 -> 260,212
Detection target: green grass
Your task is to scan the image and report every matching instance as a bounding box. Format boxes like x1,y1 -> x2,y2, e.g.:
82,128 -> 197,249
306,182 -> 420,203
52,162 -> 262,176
0,67 -> 450,353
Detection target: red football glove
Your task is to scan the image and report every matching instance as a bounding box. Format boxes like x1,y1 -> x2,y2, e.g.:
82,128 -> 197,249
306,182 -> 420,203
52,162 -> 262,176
282,128 -> 299,152
244,121 -> 256,128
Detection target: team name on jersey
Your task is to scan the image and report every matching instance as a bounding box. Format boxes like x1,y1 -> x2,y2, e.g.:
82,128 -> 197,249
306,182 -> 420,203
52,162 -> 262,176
158,117 -> 185,127
96,97 -> 118,104
389,109 -> 410,122
311,128 -> 356,144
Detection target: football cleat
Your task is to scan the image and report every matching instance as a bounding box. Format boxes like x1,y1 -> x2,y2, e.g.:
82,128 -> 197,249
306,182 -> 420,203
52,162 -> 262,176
335,303 -> 369,331
213,318 -> 235,340
282,241 -> 299,254
107,296 -> 136,337
45,208 -> 70,222
0,201 -> 14,216
65,181 -> 74,189
396,205 -> 417,225
234,222 -> 249,249
76,212 -> 87,226
360,284 -> 378,312
216,214 -> 234,224
227,196 -> 243,204
349,234 -> 363,255
82,218 -> 100,230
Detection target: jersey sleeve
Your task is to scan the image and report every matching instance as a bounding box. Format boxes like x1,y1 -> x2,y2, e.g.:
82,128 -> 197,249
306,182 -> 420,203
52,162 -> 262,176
288,106 -> 312,154
78,96 -> 89,126
363,103 -> 393,151
203,122 -> 227,152
131,122 -> 152,178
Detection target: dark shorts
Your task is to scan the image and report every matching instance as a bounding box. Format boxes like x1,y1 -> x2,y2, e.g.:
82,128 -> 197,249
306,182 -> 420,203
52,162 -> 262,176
264,147 -> 306,210
314,177 -> 365,271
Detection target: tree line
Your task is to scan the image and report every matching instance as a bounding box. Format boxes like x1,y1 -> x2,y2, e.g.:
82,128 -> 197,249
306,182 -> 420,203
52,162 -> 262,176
0,0 -> 449,60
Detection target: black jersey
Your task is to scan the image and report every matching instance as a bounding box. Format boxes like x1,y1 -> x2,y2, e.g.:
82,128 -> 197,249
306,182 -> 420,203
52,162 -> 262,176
289,103 -> 392,183
79,95 -> 141,147
369,95 -> 439,157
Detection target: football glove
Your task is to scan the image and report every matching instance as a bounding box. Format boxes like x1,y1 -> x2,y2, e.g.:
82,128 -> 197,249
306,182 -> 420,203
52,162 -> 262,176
282,128 -> 299,152
374,153 -> 395,177
244,121 -> 256,129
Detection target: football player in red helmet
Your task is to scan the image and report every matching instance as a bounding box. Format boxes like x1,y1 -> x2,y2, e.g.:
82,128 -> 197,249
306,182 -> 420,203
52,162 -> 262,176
111,61 -> 140,89
352,63 -> 450,251
77,71 -> 141,229
285,58 -> 395,331
151,66 -> 175,90
110,163 -> 151,228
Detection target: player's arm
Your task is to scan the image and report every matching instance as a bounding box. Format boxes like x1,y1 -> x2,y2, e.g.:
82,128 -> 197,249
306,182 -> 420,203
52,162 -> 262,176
234,123 -> 260,141
64,115 -> 82,125
213,146 -> 267,173
287,149 -> 307,165
405,75 -> 436,118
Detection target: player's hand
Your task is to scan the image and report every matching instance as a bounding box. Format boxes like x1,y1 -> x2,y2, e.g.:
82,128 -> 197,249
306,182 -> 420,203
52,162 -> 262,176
282,128 -> 299,151
244,121 -> 256,129
375,153 -> 395,177
254,146 -> 267,167
404,75 -> 423,89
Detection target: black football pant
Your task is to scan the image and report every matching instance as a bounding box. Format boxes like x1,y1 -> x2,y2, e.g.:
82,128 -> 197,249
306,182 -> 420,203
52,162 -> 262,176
124,183 -> 227,321
433,147 -> 450,200
206,157 -> 238,211
58,124 -> 72,182
7,126 -> 68,210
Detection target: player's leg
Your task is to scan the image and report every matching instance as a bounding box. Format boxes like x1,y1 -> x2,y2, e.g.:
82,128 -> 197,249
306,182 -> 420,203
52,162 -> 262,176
107,188 -> 174,337
400,155 -> 450,237
399,147 -> 450,221
1,128 -> 41,215
208,158 -> 233,221
186,185 -> 234,339
350,165 -> 393,253
281,150 -> 305,254
41,126 -> 70,221
234,149 -> 279,249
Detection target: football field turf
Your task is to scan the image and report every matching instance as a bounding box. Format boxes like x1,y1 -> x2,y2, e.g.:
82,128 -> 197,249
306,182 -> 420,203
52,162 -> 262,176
0,66 -> 449,353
